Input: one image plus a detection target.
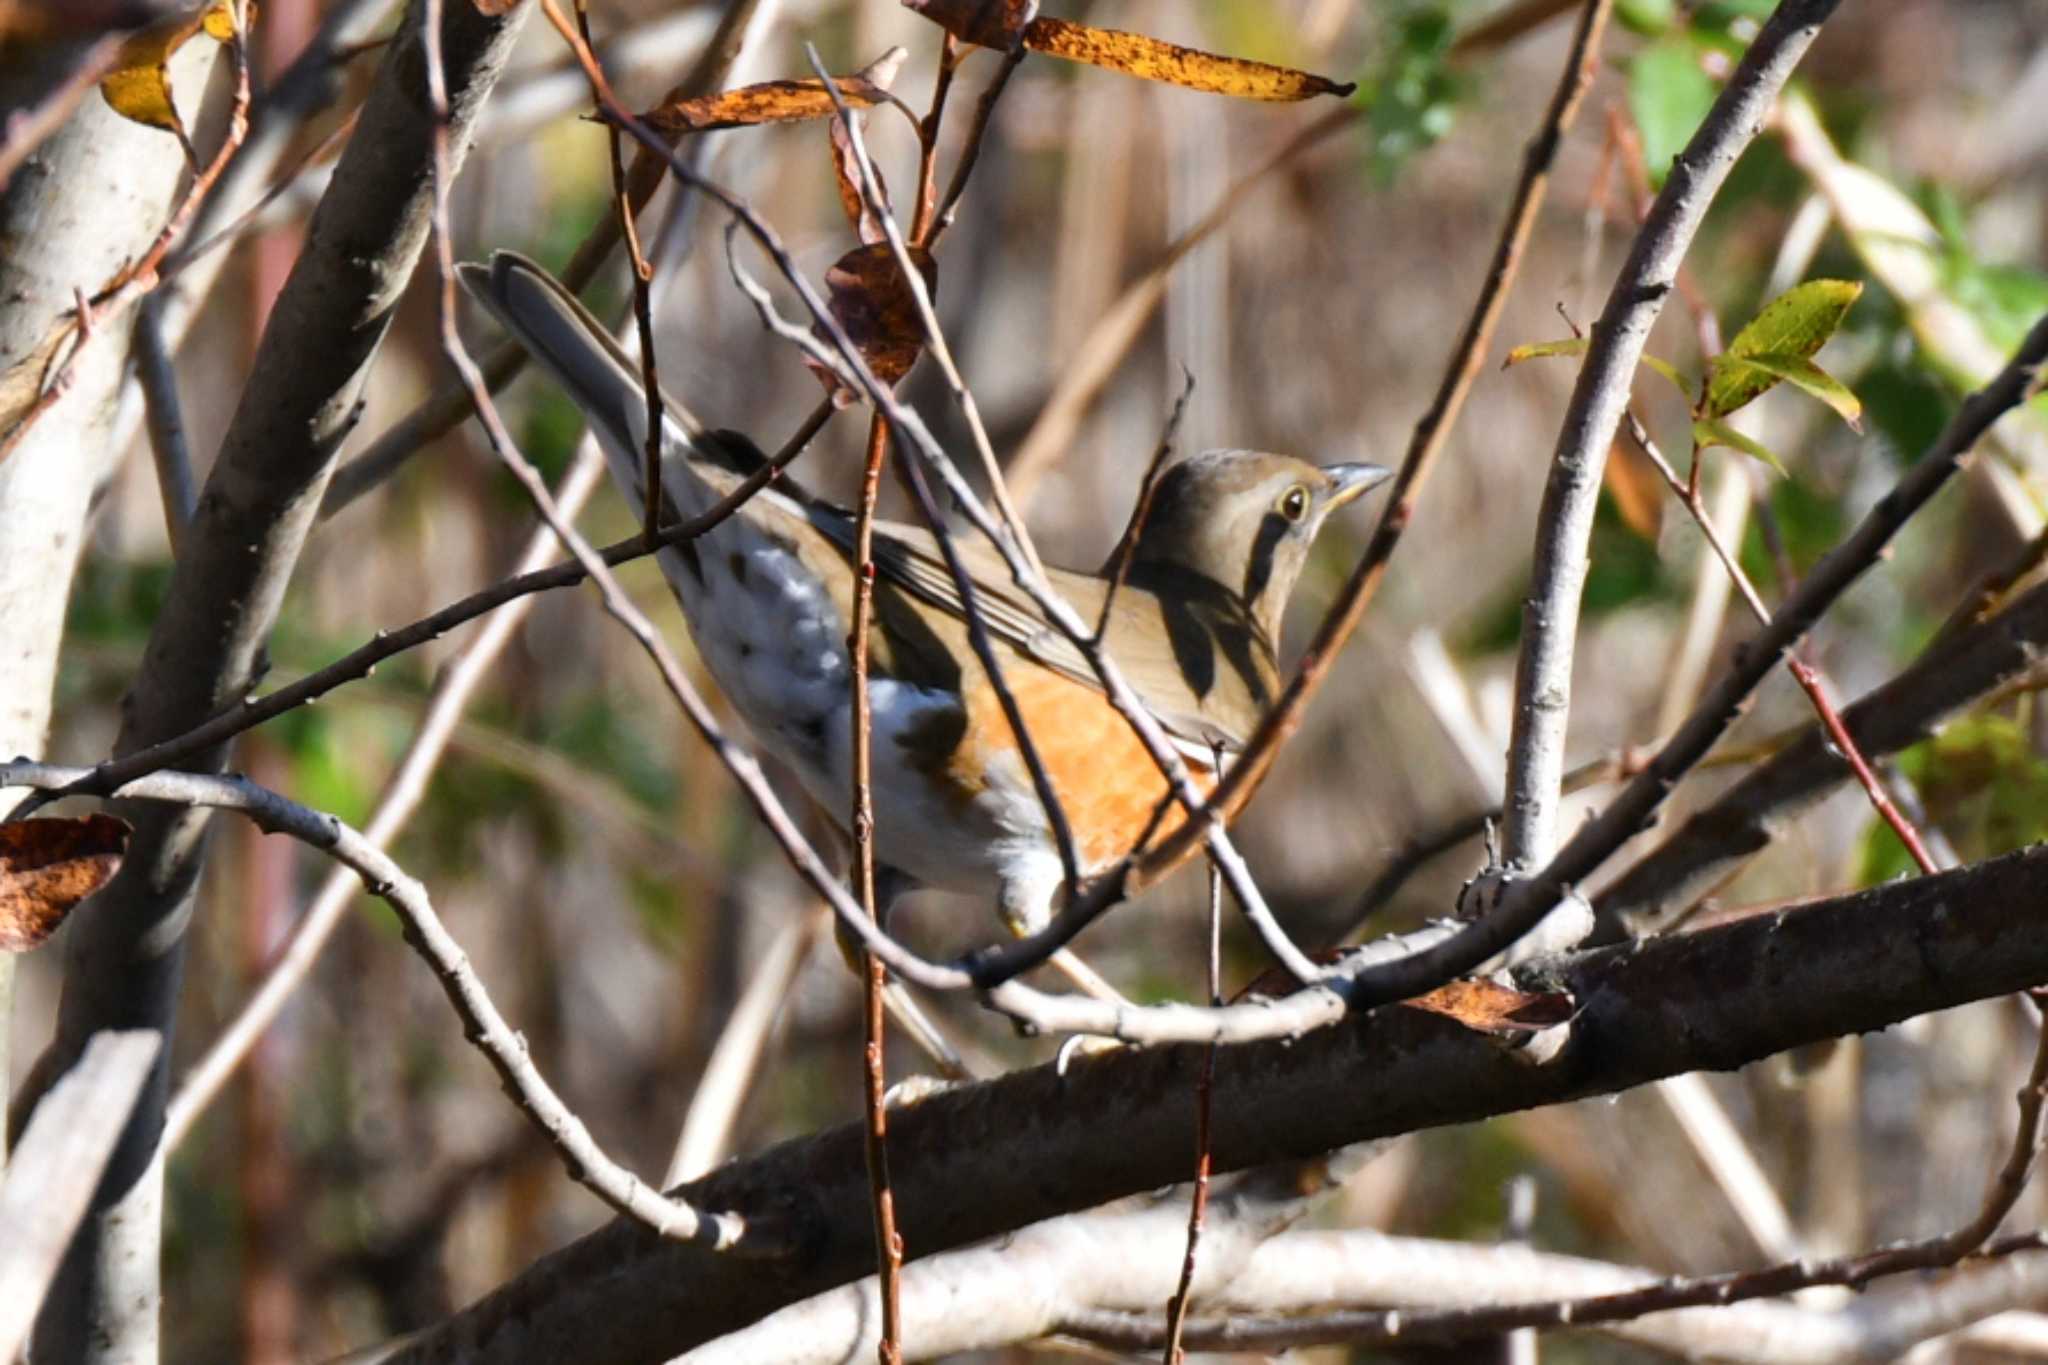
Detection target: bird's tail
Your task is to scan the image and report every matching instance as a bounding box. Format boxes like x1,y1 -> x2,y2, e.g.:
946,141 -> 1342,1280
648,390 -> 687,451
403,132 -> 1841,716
456,249 -> 702,523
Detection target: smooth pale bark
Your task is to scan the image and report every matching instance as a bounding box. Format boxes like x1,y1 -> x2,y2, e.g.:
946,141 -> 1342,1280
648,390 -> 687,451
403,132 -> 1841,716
22,3 -> 532,1360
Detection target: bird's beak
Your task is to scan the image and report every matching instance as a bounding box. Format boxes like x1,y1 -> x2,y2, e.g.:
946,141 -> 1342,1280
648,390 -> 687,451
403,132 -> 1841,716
1323,462 -> 1395,509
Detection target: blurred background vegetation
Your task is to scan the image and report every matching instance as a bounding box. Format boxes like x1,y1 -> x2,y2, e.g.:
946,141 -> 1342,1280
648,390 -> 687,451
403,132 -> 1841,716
16,0 -> 2048,1358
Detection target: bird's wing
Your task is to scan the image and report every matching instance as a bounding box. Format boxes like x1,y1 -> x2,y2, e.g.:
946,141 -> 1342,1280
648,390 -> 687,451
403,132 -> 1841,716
806,506 -> 1251,758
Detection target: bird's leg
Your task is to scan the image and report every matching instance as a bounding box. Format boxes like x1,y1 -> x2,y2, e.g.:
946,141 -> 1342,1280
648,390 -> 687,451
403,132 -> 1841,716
998,877 -> 1133,1008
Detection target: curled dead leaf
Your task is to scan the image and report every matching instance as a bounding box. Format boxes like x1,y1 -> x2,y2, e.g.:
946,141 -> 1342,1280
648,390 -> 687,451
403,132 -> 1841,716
901,0 -> 1037,49
0,814 -> 130,953
828,116 -> 896,245
806,243 -> 939,407
641,47 -> 909,136
100,0 -> 242,137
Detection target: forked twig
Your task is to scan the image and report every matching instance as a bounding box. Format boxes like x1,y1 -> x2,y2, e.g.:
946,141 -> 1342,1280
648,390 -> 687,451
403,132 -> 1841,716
3,761 -> 763,1249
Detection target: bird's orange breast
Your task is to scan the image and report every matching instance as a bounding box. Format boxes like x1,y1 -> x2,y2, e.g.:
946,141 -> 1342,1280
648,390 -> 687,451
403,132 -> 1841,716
933,663 -> 1216,871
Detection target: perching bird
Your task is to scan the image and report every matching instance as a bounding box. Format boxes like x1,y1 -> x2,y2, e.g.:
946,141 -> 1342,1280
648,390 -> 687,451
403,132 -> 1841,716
461,250 -> 1389,981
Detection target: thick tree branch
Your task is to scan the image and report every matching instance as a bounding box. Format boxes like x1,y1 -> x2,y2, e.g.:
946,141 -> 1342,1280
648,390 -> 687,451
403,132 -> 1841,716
379,843 -> 2048,1365
23,3 -> 531,1359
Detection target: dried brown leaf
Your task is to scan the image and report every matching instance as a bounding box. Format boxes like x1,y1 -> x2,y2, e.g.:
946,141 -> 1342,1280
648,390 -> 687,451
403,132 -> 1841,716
901,0 -> 1036,49
1022,17 -> 1354,101
0,814 -> 130,953
828,117 -> 894,245
1404,978 -> 1575,1035
806,243 -> 938,406
640,47 -> 907,137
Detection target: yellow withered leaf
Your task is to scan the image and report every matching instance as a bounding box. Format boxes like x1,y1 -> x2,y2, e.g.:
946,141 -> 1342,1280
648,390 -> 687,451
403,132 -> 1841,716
1022,17 -> 1354,101
641,48 -> 908,137
100,1 -> 243,136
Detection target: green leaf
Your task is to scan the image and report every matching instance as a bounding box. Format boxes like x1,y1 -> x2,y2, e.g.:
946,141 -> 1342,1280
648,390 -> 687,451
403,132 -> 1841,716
1693,417 -> 1786,475
1704,279 -> 1864,418
1627,38 -> 1716,186
1734,352 -> 1862,428
1505,337 -> 1695,405
1502,337 -> 1587,367
1725,279 -> 1863,362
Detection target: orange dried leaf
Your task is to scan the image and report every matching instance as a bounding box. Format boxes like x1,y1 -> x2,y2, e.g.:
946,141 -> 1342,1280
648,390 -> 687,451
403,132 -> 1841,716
1404,978 -> 1575,1035
902,0 -> 1037,49
0,814 -> 130,953
806,243 -> 939,406
641,47 -> 908,137
828,116 -> 895,245
1022,17 -> 1354,101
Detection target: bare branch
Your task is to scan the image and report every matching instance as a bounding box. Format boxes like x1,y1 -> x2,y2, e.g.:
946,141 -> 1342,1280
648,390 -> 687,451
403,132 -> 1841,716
3,762 -> 762,1251
1330,306 -> 2048,1008
376,840 -> 2048,1363
1499,0 -> 1844,873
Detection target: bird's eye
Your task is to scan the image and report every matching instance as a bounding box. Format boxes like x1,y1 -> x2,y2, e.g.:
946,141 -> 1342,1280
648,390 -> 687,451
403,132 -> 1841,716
1277,485 -> 1311,523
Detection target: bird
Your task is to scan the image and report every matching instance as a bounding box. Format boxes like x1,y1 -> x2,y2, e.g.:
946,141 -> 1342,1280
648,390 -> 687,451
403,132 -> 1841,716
460,250 -> 1389,991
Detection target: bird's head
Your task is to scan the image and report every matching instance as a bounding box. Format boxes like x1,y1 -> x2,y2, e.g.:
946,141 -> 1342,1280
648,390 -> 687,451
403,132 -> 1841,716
1124,449 -> 1392,643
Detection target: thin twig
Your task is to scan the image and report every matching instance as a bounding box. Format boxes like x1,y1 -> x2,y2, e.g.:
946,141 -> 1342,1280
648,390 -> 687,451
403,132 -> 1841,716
162,444 -> 609,1152
0,6 -> 254,466
1626,413 -> 1941,874
907,33 -> 962,244
850,413 -> 906,1365
1162,857 -> 1225,1362
4,404 -> 831,822
927,46 -> 1025,246
4,762 -> 761,1248
1097,373 -> 1195,642
810,44 -> 1043,581
1122,0 -> 1615,892
574,0 -> 667,543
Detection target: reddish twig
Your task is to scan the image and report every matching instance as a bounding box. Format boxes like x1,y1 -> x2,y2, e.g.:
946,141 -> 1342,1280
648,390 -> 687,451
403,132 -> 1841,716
851,413 -> 906,1365
0,5 -> 254,467
907,34 -> 962,244
1623,412 -> 1941,875
1162,860 -> 1225,1362
574,0 -> 667,541
926,45 -> 1024,247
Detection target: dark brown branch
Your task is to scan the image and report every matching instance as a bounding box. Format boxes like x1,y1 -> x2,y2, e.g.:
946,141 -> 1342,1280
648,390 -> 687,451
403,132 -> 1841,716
380,841 -> 2048,1364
